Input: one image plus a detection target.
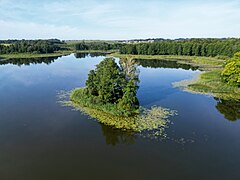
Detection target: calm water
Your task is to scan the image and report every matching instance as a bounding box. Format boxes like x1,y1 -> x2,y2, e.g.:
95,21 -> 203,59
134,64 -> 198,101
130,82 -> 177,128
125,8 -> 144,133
0,54 -> 239,180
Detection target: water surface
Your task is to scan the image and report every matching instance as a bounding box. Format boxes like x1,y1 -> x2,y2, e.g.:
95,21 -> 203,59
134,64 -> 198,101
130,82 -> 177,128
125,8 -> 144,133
0,53 -> 239,180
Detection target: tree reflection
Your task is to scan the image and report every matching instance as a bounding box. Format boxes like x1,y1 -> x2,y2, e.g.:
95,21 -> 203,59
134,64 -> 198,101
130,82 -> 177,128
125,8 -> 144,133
0,56 -> 60,66
101,124 -> 136,146
74,52 -> 108,59
215,98 -> 240,121
136,59 -> 198,70
74,53 -> 89,59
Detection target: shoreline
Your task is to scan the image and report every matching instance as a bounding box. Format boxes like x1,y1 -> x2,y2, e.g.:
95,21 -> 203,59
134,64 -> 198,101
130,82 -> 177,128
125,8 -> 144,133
1,51 -> 238,100
110,53 -> 240,100
0,52 -> 71,59
67,88 -> 176,133
109,53 -> 226,71
0,50 -> 114,60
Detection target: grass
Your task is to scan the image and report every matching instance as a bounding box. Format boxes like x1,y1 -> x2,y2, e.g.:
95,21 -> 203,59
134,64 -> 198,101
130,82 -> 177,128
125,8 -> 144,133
175,70 -> 240,100
0,43 -> 12,46
60,88 -> 176,134
0,51 -> 71,59
0,50 -> 116,60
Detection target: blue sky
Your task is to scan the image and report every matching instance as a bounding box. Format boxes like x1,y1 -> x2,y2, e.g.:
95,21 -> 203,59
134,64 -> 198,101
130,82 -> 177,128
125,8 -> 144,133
0,0 -> 240,40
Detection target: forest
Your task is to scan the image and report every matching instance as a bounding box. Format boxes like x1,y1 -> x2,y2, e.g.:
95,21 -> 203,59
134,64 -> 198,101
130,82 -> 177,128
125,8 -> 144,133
0,39 -> 63,54
2,38 -> 240,59
120,38 -> 240,57
74,41 -> 123,51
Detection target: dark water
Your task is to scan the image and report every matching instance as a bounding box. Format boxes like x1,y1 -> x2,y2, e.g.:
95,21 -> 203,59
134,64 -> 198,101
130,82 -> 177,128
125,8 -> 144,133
0,53 -> 239,180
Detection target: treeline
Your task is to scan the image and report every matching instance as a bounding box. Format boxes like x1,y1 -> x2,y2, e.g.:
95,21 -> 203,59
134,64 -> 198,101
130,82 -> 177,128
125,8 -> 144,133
120,38 -> 240,57
0,39 -> 63,54
75,41 -> 123,51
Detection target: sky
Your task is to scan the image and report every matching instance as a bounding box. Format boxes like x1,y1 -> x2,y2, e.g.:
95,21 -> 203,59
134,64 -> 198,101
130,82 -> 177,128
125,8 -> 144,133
0,0 -> 240,40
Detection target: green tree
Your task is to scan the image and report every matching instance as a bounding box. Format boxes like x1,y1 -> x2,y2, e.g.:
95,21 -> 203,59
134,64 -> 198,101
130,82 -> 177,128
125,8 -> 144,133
119,38 -> 240,57
94,58 -> 123,103
118,80 -> 139,116
221,52 -> 240,86
82,57 -> 140,117
85,70 -> 98,96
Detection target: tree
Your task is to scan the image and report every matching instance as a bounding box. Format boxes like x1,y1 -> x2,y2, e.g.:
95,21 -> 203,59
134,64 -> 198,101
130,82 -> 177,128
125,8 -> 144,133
0,39 -> 62,54
118,80 -> 139,116
85,70 -> 98,96
83,57 -> 140,116
94,58 -> 123,103
119,57 -> 139,84
119,38 -> 240,57
221,52 -> 240,86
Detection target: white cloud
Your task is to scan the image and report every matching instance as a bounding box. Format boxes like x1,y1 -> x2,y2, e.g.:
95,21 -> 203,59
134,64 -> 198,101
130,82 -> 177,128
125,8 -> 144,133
0,20 -> 88,39
0,0 -> 240,39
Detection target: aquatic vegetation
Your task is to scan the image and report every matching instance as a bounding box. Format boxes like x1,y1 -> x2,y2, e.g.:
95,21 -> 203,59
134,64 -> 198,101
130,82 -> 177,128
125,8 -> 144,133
59,57 -> 177,137
69,55 -> 177,135
57,90 -> 176,136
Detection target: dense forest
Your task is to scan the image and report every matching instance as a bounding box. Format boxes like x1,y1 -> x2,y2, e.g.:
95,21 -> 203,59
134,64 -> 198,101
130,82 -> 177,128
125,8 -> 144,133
1,38 -> 240,58
0,39 -> 63,54
74,41 -> 123,51
120,38 -> 240,57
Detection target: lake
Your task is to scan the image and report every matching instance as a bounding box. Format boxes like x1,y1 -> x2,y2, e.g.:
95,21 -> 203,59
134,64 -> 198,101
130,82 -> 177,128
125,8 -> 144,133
0,53 -> 239,180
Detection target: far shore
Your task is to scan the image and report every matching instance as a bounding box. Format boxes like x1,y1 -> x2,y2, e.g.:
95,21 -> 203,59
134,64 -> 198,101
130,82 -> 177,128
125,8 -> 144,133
1,51 -> 238,100
0,50 -> 114,60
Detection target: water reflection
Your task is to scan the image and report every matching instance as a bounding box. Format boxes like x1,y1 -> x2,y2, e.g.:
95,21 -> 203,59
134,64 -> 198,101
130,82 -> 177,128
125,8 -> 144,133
0,53 -> 240,179
215,98 -> 240,121
74,52 -> 109,59
136,59 -> 198,70
0,56 -> 61,66
101,124 -> 136,146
